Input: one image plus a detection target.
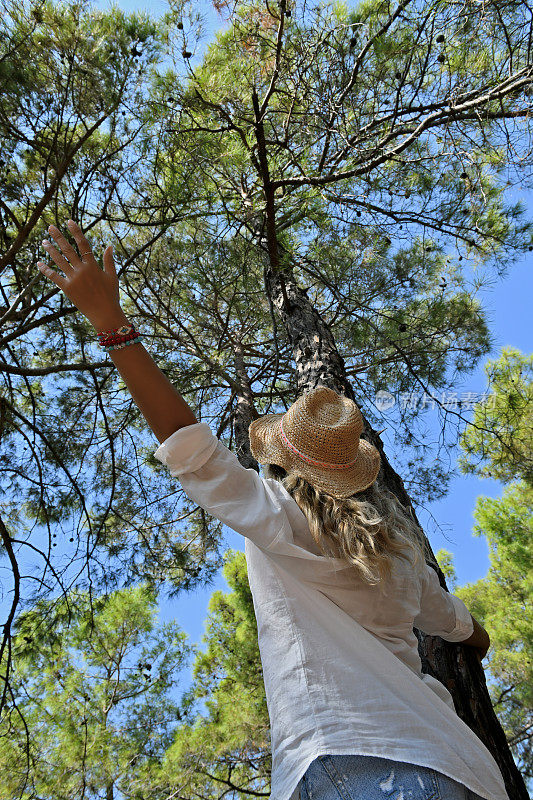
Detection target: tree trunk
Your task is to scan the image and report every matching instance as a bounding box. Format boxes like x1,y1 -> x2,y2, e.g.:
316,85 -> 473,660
230,244 -> 527,799
232,341 -> 261,471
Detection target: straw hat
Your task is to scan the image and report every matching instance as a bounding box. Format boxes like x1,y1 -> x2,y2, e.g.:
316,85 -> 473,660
248,386 -> 381,499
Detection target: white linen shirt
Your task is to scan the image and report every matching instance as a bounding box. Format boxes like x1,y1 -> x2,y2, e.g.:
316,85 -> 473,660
153,422 -> 510,800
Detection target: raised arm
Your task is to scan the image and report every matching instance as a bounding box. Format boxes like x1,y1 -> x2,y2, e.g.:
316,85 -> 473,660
38,220 -> 293,555
37,220 -> 197,443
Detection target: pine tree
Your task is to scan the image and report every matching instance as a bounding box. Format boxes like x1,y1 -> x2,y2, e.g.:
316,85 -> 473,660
2,1 -> 533,796
0,584 -> 192,799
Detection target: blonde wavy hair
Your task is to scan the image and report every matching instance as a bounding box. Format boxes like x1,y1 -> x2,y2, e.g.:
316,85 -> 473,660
263,463 -> 433,585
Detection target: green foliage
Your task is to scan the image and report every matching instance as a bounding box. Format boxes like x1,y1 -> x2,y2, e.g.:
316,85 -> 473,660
459,348 -> 533,486
0,584 -> 192,800
0,0 -> 226,597
451,349 -> 533,784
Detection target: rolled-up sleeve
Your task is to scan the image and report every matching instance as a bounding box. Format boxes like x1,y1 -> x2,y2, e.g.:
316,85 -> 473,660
153,422 -> 291,551
413,564 -> 474,642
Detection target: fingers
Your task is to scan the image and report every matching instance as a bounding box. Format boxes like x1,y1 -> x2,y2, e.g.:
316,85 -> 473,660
102,244 -> 116,279
66,219 -> 95,259
47,224 -> 80,264
37,219 -> 115,292
41,239 -> 75,274
36,260 -> 67,289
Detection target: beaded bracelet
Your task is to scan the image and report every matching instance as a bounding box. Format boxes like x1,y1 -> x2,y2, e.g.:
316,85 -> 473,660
97,323 -> 144,352
99,329 -> 140,345
97,323 -> 135,342
105,335 -> 144,351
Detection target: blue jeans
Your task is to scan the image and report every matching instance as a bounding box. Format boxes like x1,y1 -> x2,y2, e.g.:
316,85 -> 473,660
299,754 -> 487,800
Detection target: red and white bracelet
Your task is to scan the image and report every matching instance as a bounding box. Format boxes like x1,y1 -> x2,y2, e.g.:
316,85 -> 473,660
97,323 -> 144,352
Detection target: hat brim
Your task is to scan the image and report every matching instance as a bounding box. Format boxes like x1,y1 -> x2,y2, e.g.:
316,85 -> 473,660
249,413 -> 381,499
248,413 -> 285,464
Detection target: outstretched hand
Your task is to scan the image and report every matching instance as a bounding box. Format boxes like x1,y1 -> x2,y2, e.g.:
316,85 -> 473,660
37,220 -> 123,328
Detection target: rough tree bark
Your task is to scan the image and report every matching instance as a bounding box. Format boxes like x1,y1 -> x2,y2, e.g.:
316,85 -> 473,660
232,340 -> 261,471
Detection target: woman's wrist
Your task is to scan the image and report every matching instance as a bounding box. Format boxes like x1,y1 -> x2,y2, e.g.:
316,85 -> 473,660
89,309 -> 132,334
